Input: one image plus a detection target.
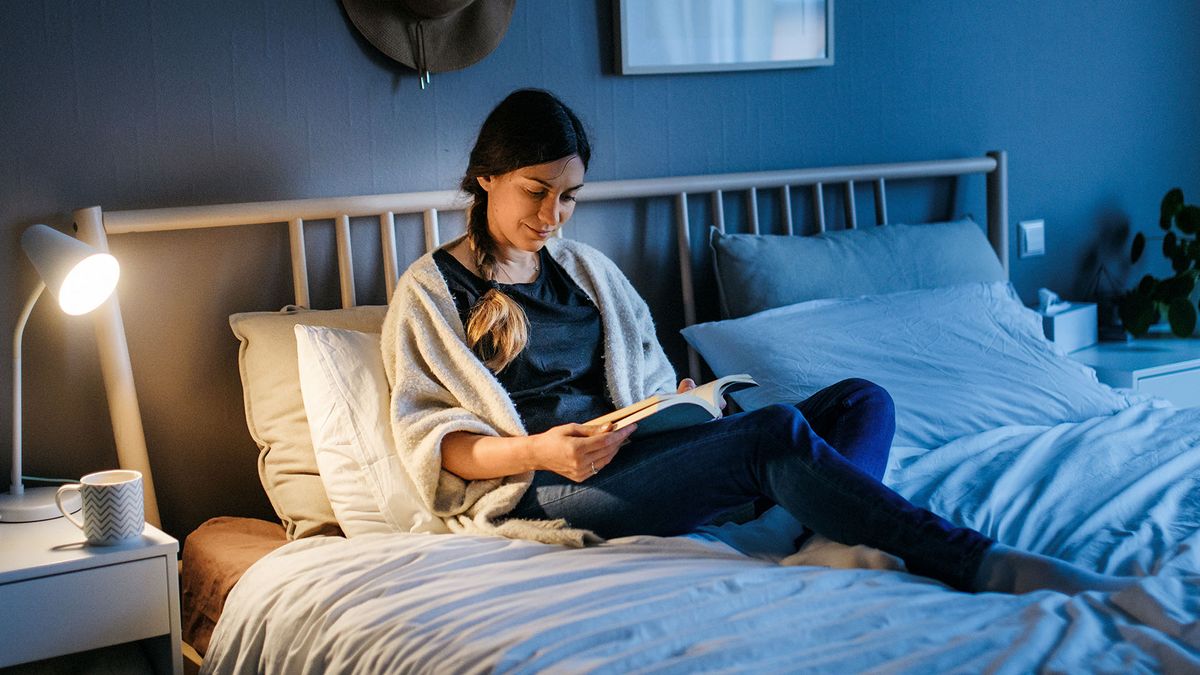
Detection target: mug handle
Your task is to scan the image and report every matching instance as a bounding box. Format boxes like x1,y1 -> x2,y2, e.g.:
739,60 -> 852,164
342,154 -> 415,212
56,484 -> 85,529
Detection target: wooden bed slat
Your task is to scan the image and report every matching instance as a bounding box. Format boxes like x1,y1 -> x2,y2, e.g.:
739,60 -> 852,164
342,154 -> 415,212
380,212 -> 398,302
844,181 -> 857,229
813,183 -> 826,233
335,215 -> 356,308
780,186 -> 793,235
747,188 -> 760,235
873,179 -> 888,226
423,209 -> 440,252
986,150 -> 1010,274
675,192 -> 701,383
711,190 -> 725,234
288,218 -> 311,308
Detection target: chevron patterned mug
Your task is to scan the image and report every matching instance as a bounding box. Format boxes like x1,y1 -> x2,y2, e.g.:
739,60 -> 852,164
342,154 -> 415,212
55,470 -> 145,545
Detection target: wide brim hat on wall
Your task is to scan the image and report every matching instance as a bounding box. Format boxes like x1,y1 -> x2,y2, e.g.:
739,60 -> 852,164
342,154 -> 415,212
342,0 -> 516,82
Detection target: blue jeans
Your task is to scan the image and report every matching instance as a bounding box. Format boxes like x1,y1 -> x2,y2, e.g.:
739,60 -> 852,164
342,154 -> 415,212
509,379 -> 993,591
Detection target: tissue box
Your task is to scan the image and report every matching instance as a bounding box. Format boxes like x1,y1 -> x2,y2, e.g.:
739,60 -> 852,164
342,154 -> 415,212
1041,302 -> 1098,352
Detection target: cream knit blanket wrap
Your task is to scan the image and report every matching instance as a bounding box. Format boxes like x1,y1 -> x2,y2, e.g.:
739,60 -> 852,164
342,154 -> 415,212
381,237 -> 677,546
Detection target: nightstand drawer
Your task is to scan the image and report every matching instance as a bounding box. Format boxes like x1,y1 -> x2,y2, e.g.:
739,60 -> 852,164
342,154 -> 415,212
1138,369 -> 1200,408
0,555 -> 171,667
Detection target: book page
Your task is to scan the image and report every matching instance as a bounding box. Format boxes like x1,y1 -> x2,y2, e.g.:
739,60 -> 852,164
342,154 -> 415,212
586,395 -> 663,428
588,374 -> 757,432
688,373 -> 756,413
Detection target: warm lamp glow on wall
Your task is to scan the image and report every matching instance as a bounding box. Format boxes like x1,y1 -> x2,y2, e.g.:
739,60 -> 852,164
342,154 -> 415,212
0,224 -> 120,522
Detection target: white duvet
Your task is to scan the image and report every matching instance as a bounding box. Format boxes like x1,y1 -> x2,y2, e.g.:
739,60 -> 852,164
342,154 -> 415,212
204,401 -> 1200,674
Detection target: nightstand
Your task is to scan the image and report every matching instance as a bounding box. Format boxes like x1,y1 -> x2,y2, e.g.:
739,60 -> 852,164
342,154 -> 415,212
1071,337 -> 1200,408
0,515 -> 181,674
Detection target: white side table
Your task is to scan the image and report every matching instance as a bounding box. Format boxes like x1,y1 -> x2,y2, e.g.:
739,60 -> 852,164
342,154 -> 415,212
1071,337 -> 1200,408
0,516 -> 181,674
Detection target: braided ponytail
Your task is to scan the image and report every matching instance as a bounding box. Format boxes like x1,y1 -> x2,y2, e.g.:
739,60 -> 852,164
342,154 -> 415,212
463,197 -> 529,373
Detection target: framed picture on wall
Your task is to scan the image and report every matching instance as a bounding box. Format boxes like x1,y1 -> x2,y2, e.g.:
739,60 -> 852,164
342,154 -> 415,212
615,0 -> 834,75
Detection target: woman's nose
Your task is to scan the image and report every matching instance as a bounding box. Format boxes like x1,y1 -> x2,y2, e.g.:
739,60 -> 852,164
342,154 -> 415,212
539,198 -> 562,226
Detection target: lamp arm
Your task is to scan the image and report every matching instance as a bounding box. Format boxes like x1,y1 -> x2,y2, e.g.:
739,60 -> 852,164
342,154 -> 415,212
11,281 -> 45,496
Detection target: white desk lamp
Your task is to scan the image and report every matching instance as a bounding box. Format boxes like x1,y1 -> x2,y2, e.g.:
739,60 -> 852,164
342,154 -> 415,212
0,224 -> 120,522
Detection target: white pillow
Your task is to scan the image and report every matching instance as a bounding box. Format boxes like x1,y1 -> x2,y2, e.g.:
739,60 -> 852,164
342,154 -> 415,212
682,282 -> 1137,448
294,324 -> 448,536
230,304 -> 388,539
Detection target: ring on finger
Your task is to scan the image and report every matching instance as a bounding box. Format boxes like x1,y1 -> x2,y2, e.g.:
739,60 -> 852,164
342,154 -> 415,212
590,461 -> 598,476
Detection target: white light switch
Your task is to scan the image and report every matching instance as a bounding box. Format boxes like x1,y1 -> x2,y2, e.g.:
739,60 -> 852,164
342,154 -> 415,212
1019,219 -> 1045,258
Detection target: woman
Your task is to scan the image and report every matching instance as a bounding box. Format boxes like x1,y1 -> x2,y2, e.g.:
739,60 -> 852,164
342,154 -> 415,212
381,88 -> 1134,595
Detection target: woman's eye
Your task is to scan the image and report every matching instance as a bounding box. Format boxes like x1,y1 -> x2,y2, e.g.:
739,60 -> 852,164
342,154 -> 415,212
526,189 -> 545,198
563,194 -> 577,203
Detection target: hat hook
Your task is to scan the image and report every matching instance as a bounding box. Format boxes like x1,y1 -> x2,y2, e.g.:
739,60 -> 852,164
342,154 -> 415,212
414,20 -> 431,89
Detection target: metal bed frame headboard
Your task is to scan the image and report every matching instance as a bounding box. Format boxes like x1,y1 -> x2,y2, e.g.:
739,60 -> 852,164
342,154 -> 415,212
72,150 -> 1008,526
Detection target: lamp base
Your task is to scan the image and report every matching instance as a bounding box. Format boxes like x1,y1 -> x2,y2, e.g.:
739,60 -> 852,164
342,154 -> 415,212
0,486 -> 81,523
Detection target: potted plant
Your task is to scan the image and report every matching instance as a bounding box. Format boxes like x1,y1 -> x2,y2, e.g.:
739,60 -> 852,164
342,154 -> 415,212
1119,188 -> 1200,337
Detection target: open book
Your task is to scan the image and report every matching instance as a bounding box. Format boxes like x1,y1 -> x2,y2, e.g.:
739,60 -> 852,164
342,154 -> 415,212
586,374 -> 758,439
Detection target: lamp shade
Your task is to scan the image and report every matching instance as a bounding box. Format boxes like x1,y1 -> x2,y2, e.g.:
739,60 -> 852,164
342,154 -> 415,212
21,224 -> 120,315
1,225 -> 121,522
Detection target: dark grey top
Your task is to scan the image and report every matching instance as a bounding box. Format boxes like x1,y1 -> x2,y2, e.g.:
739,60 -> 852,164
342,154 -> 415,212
433,247 -> 615,434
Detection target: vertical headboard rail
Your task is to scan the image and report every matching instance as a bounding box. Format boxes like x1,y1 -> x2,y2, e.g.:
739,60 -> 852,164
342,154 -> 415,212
710,191 -> 725,234
673,192 -> 701,381
423,209 -> 442,253
746,188 -> 760,234
843,182 -> 858,229
986,150 -> 1010,276
780,187 -> 794,235
288,218 -> 311,307
873,179 -> 888,226
812,184 -> 827,232
335,215 -> 357,308
380,212 -> 399,303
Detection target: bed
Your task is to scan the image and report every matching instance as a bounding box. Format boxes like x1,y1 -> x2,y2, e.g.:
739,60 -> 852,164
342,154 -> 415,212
74,151 -> 1200,673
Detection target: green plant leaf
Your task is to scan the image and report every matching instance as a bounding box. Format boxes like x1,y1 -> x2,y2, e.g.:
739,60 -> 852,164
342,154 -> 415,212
1119,292 -> 1157,336
1174,252 -> 1192,274
1131,231 -> 1146,263
1168,296 -> 1197,336
1178,205 -> 1200,235
1153,274 -> 1192,301
1137,274 -> 1158,296
1164,231 -> 1178,257
1152,277 -> 1174,301
1162,188 -> 1184,230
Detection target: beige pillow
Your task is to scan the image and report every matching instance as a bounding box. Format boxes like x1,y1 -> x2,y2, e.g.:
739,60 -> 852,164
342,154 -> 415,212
229,305 -> 388,539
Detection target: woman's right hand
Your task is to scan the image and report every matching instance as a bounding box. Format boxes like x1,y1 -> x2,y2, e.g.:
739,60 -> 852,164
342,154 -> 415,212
529,422 -> 637,482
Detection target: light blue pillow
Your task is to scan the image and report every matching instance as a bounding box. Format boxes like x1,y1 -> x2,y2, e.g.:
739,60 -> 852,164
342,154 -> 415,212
710,219 -> 1005,318
681,282 -> 1135,449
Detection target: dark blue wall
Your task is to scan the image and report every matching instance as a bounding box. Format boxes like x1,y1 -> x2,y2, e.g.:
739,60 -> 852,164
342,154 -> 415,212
3,0 -> 1198,536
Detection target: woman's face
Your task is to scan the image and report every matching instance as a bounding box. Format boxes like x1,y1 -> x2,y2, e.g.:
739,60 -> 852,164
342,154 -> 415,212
477,154 -> 585,254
